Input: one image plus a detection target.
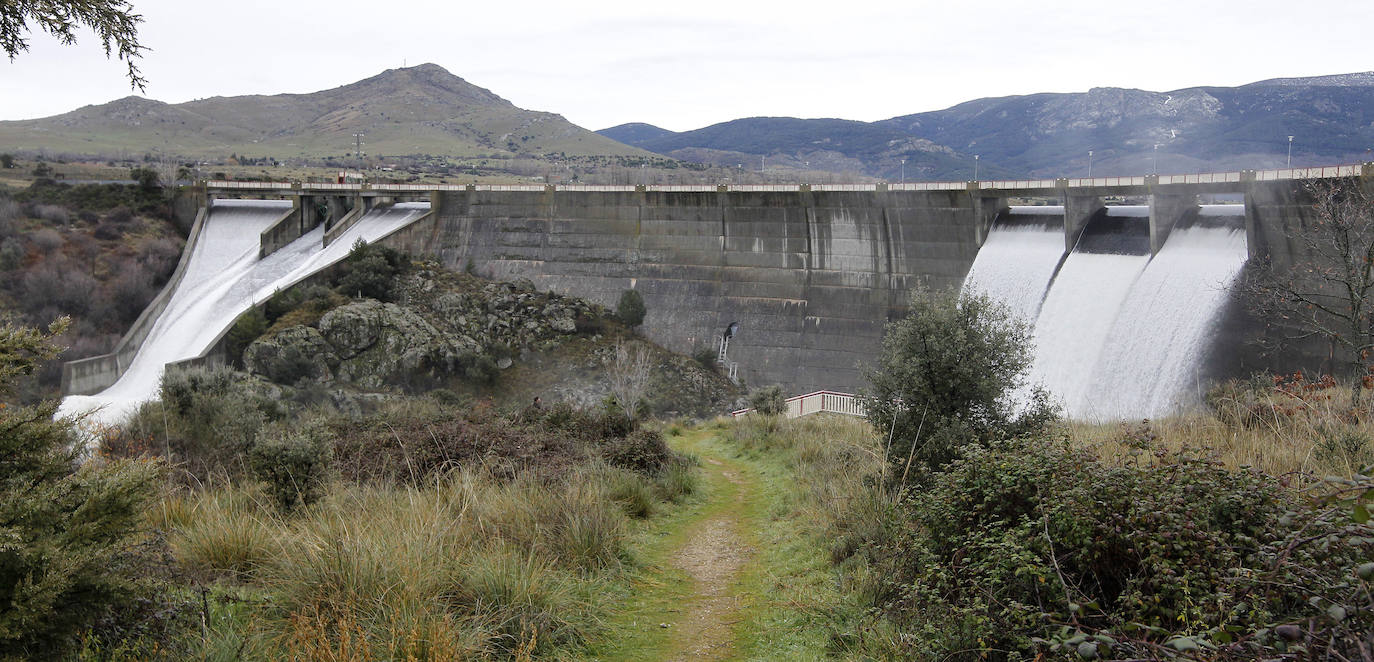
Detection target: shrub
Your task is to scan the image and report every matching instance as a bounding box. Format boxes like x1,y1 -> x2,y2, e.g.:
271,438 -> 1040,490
104,205 -> 135,225
748,384 -> 787,415
32,203 -> 70,226
457,351 -> 499,385
250,422 -> 334,510
223,308 -> 268,367
29,227 -> 63,253
616,289 -> 646,328
864,287 -> 1057,483
600,428 -> 675,475
692,345 -> 718,370
92,220 -> 125,240
335,239 -> 407,302
136,236 -> 181,280
0,199 -> 19,236
871,437 -> 1372,660
0,238 -> 22,270
144,366 -> 283,479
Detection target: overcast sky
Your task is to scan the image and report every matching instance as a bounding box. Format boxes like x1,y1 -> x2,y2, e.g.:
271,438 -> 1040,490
4,0 -> 1374,132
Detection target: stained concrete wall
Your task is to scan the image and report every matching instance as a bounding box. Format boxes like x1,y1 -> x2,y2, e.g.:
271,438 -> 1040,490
384,188 -> 981,393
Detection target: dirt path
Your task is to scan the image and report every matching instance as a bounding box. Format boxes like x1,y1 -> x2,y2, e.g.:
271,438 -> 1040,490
664,458 -> 753,660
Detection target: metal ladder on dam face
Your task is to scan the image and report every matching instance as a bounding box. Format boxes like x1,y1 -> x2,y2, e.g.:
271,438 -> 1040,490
716,334 -> 739,385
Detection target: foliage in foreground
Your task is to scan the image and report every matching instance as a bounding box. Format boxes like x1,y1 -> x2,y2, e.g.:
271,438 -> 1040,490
96,374 -> 699,659
0,318 -> 169,660
869,437 -> 1373,660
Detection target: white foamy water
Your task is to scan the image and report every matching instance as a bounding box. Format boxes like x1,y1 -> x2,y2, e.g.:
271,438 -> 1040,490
1028,250 -> 1149,415
961,207 -> 1065,325
58,200 -> 429,428
1081,207 -> 1248,420
965,203 -> 1249,420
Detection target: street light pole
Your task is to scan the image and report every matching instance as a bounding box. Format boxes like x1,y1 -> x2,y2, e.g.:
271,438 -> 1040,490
1287,135 -> 1294,168
1087,150 -> 1093,178
1152,144 -> 1159,175
900,158 -> 905,184
973,154 -> 979,180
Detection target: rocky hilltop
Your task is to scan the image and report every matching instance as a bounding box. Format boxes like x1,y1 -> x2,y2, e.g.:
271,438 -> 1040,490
0,64 -> 647,161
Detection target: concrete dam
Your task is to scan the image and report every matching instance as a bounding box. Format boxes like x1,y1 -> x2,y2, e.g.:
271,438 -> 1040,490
60,165 -> 1368,422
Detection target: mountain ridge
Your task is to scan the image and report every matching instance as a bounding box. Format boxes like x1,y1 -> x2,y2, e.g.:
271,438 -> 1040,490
601,71 -> 1374,179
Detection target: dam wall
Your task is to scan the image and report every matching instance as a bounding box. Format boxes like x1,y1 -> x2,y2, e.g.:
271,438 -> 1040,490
381,188 -> 982,392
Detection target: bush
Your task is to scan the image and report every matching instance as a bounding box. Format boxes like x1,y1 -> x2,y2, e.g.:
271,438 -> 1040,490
334,239 -> 407,302
870,437 -> 1372,660
250,422 -> 334,510
223,308 -> 268,367
29,227 -> 63,253
142,366 -> 283,479
616,289 -> 646,328
92,220 -> 125,240
32,203 -> 70,226
0,238 -> 22,271
600,428 -> 676,475
864,287 -> 1057,483
748,385 -> 787,415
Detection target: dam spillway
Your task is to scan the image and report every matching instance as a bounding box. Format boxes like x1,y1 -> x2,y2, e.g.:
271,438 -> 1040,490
58,199 -> 430,428
963,204 -> 1248,420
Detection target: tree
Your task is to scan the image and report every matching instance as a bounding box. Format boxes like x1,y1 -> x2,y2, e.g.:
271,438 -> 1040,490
607,340 -> 652,423
1,0 -> 146,89
863,287 -> 1056,484
1242,180 -> 1374,409
616,288 -> 646,329
129,165 -> 158,192
0,317 -> 162,657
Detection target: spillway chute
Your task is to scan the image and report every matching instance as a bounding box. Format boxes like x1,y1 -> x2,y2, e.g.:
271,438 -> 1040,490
57,200 -> 431,429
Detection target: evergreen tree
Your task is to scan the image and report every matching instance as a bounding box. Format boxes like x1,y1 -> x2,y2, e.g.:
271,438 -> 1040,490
0,317 -> 162,658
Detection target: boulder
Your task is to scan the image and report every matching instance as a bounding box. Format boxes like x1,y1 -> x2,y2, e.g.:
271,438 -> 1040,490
318,299 -> 476,389
244,325 -> 337,384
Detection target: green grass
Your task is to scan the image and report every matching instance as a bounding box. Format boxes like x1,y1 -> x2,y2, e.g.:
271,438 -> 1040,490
580,415 -> 886,661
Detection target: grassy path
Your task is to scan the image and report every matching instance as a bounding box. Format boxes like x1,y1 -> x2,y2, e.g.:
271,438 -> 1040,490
581,423 -> 845,661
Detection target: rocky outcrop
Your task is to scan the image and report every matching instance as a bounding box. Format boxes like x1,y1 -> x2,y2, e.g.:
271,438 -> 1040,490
243,266 -> 602,390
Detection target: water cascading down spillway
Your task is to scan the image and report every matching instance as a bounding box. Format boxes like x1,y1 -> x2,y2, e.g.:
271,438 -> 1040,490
961,204 -> 1248,420
57,199 -> 431,429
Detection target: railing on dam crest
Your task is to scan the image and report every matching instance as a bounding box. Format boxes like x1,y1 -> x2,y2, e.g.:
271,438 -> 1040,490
204,161 -> 1372,197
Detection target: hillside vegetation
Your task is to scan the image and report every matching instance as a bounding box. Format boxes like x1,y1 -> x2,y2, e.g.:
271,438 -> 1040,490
0,171 -> 185,403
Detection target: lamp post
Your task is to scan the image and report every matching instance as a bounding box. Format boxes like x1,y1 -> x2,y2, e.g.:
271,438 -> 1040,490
1287,135 -> 1294,168
1152,144 -> 1159,175
973,154 -> 979,180
900,158 -> 905,184
1087,150 -> 1093,178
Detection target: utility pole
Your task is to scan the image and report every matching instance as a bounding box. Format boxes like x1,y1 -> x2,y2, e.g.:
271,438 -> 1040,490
353,133 -> 365,182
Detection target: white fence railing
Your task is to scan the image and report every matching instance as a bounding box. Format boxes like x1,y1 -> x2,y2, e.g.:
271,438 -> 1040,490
732,390 -> 866,419
205,162 -> 1370,197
